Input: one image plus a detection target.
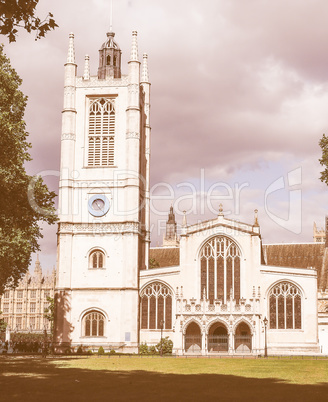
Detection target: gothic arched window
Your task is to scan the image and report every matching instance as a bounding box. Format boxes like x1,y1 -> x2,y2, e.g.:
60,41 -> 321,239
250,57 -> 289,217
106,55 -> 111,65
89,250 -> 105,269
83,311 -> 105,337
140,282 -> 173,330
88,98 -> 115,167
200,236 -> 241,303
269,282 -> 302,329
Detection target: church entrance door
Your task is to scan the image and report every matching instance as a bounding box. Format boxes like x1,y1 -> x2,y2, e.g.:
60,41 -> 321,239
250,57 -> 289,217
185,322 -> 202,353
208,323 -> 228,352
234,322 -> 252,352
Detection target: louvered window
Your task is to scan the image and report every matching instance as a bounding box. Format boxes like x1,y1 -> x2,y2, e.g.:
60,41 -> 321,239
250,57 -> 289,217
88,98 -> 115,167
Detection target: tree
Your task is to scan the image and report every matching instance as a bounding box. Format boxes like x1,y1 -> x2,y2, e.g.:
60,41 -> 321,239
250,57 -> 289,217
319,134 -> 328,185
0,45 -> 57,294
0,0 -> 57,42
44,296 -> 55,336
0,312 -> 7,333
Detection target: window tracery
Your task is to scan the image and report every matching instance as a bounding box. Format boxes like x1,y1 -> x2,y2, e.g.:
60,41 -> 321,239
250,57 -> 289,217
269,282 -> 302,329
83,311 -> 105,337
200,236 -> 241,303
140,282 -> 172,330
89,250 -> 105,269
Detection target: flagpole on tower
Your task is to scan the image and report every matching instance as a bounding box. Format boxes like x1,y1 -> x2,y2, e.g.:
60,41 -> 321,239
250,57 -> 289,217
110,0 -> 113,32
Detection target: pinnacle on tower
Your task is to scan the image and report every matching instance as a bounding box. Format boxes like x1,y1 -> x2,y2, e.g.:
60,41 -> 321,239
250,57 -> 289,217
130,31 -> 139,61
254,209 -> 259,227
182,210 -> 187,227
141,53 -> 149,82
83,55 -> 90,80
67,32 -> 75,64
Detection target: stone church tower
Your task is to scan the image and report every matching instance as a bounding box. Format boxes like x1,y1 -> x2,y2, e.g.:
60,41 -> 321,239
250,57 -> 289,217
55,30 -> 151,352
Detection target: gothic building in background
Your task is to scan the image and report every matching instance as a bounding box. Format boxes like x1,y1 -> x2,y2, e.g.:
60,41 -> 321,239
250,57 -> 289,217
0,257 -> 55,333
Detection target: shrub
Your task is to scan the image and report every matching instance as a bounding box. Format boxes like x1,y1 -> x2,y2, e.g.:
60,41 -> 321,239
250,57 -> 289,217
97,346 -> 105,355
109,349 -> 116,355
87,350 -> 93,355
156,337 -> 173,355
76,345 -> 83,355
139,342 -> 149,355
149,345 -> 157,354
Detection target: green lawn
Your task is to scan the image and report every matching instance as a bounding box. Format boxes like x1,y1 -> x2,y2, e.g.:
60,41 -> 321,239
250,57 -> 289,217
55,356 -> 328,384
1,356 -> 328,401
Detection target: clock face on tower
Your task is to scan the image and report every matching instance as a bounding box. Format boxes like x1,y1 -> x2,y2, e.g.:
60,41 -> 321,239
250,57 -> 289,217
88,194 -> 110,217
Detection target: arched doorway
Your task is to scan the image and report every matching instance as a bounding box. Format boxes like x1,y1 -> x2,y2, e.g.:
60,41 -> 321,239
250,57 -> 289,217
208,323 -> 229,352
185,322 -> 202,353
234,322 -> 252,352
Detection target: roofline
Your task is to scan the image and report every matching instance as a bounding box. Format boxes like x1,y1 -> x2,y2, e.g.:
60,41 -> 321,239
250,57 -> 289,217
263,242 -> 324,246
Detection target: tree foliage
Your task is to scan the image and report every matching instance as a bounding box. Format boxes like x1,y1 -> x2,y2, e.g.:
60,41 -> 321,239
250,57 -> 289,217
319,134 -> 328,185
0,311 -> 7,333
0,45 -> 57,294
0,0 -> 57,42
139,337 -> 173,355
44,296 -> 55,335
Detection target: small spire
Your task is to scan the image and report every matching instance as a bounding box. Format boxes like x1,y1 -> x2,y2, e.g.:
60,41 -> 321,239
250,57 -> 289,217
254,209 -> 259,227
83,55 -> 90,80
34,255 -> 42,275
130,31 -> 139,61
182,210 -> 187,227
141,53 -> 149,82
218,203 -> 224,216
67,32 -> 75,64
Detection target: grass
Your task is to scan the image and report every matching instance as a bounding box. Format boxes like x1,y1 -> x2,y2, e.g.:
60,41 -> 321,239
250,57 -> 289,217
55,356 -> 328,384
1,356 -> 328,401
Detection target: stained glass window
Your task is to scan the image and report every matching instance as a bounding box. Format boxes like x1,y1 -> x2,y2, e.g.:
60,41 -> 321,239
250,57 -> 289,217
140,282 -> 173,330
84,311 -> 105,337
200,236 -> 241,303
269,282 -> 302,329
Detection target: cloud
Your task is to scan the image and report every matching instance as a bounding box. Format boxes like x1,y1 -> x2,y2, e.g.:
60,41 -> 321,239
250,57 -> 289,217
3,0 -> 328,268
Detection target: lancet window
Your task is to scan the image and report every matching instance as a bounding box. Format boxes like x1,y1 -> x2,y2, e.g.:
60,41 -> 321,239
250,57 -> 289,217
269,282 -> 302,329
88,98 -> 115,167
140,282 -> 173,330
200,236 -> 241,303
89,250 -> 105,269
83,311 -> 105,337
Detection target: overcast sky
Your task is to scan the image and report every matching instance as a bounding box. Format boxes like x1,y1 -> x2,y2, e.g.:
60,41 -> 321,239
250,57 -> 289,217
3,0 -> 328,272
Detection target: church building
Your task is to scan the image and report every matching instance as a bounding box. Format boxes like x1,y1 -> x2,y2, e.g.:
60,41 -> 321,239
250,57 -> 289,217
55,30 -> 322,355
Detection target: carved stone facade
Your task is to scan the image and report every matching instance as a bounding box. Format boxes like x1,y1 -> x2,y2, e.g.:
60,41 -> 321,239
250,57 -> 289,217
142,211 -> 319,355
